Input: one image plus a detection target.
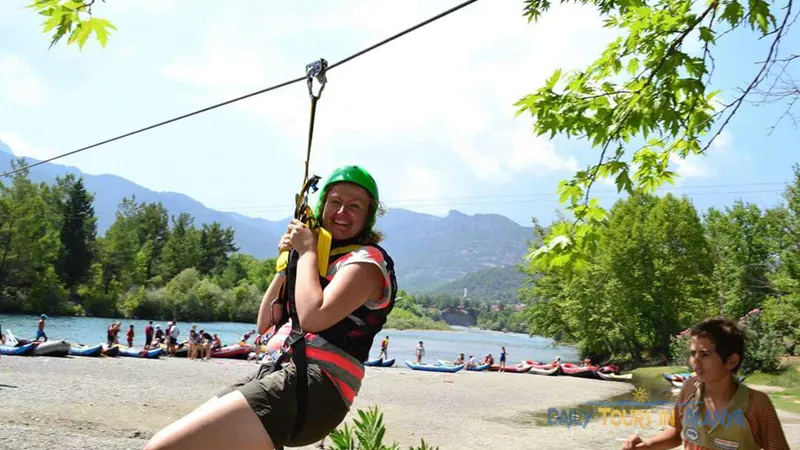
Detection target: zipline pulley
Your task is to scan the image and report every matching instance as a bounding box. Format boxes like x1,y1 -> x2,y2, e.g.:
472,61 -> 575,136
305,58 -> 328,99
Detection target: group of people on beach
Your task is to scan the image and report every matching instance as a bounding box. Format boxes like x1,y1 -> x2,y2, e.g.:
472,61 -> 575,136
15,313 -> 267,362
103,320 -> 226,360
414,340 -> 510,371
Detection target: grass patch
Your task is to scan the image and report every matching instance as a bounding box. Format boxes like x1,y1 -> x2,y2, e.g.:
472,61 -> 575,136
768,388 -> 800,414
631,365 -> 689,381
744,357 -> 800,386
741,357 -> 800,412
629,359 -> 800,414
745,367 -> 800,388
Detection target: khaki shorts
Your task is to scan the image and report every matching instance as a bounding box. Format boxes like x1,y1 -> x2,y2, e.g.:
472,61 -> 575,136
216,360 -> 348,449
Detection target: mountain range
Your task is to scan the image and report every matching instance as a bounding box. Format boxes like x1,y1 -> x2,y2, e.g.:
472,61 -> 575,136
0,141 -> 535,292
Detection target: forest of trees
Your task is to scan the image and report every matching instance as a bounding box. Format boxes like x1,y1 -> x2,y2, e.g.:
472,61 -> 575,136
398,291 -> 528,333
0,161 -> 274,322
521,165 -> 800,367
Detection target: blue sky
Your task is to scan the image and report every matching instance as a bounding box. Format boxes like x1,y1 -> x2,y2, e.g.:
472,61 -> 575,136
0,0 -> 797,227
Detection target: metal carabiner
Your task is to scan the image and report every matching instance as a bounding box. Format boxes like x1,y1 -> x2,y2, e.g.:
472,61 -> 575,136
305,58 -> 328,99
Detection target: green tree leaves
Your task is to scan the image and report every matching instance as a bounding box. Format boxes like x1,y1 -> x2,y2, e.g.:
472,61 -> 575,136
522,193 -> 716,361
28,0 -> 117,49
518,0 -> 795,272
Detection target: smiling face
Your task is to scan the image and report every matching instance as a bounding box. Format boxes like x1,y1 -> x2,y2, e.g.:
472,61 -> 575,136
689,335 -> 740,382
321,182 -> 372,241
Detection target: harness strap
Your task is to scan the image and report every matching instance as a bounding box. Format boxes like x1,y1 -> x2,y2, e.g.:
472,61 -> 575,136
268,242 -> 374,441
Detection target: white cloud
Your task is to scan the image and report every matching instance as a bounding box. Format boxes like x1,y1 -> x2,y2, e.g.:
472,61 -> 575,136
597,176 -> 617,187
0,54 -> 46,107
711,130 -> 733,152
0,132 -> 58,160
116,44 -> 137,59
154,0 -> 612,190
391,165 -> 445,202
669,130 -> 731,181
452,141 -> 511,183
670,153 -> 711,179
508,129 -> 580,175
157,37 -> 273,88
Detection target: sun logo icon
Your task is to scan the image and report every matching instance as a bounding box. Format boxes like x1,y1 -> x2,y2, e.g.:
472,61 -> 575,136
632,387 -> 649,403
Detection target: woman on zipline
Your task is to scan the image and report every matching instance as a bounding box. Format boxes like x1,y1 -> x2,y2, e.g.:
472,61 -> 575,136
145,165 -> 397,450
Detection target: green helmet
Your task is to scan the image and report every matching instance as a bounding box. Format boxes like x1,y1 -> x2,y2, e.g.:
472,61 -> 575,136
314,165 -> 380,229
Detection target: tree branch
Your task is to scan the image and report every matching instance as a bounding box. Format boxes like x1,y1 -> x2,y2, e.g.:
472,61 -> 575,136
580,2 -> 720,211
577,90 -> 633,101
700,0 -> 795,153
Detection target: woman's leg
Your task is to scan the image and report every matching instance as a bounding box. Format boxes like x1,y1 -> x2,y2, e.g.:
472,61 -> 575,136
145,391 -> 275,450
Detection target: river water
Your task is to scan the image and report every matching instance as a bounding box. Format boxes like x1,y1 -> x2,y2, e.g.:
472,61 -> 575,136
0,313 -> 579,364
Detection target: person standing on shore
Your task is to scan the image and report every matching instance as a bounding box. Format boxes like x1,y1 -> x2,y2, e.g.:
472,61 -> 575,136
127,324 -> 135,348
169,322 -> 180,357
145,321 -> 154,349
165,322 -> 174,355
113,322 -> 122,345
107,322 -> 115,347
499,346 -> 508,372
144,165 -> 397,450
416,341 -> 425,363
621,318 -> 790,450
378,335 -> 389,359
188,327 -> 198,360
36,314 -> 48,342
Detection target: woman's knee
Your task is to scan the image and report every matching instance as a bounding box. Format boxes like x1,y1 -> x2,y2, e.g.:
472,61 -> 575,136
144,391 -> 274,450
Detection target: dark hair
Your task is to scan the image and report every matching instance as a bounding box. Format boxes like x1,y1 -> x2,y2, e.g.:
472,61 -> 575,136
690,318 -> 746,373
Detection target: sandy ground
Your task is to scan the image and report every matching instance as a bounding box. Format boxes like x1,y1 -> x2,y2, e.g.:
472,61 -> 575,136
1,355 -> 799,450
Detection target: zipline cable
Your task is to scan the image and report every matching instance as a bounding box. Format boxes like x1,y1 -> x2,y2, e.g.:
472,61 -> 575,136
1,0 -> 480,179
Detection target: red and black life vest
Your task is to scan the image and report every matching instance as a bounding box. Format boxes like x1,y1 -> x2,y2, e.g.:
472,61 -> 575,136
269,238 -> 397,439
316,246 -> 396,362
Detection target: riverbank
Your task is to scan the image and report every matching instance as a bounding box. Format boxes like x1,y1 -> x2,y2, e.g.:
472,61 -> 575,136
2,355 -> 799,449
634,357 -> 800,414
